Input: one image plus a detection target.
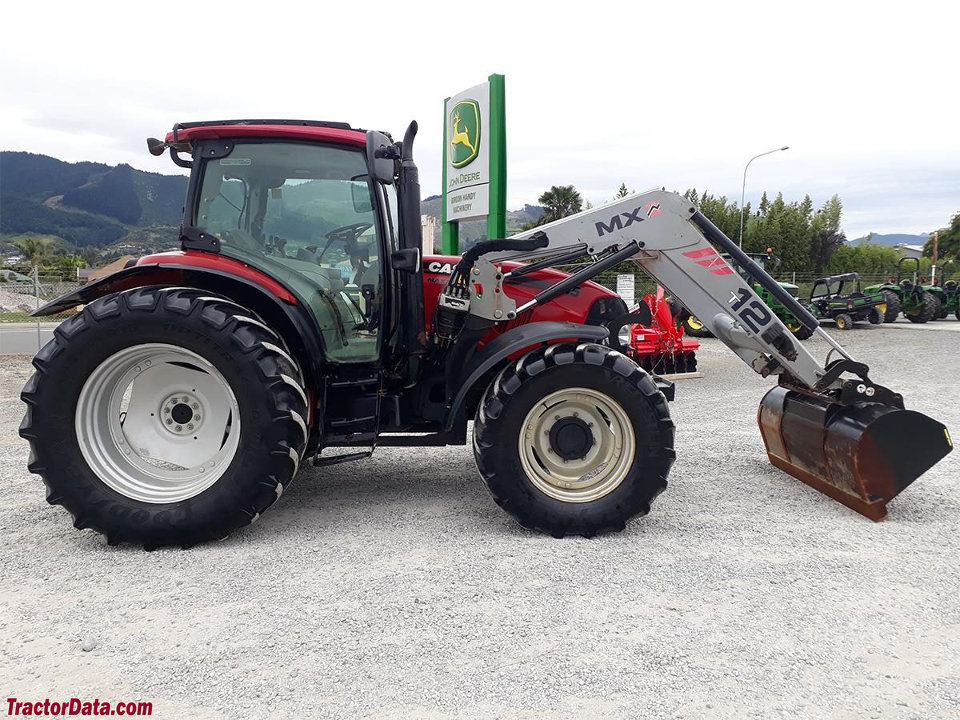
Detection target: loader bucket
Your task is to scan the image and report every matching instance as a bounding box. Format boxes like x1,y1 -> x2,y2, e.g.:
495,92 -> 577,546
758,386 -> 953,520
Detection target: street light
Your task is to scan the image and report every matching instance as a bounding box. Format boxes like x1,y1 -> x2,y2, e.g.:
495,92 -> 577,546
739,145 -> 789,248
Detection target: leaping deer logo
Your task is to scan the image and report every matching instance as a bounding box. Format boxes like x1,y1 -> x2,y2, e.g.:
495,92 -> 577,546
449,100 -> 481,168
451,111 -> 476,155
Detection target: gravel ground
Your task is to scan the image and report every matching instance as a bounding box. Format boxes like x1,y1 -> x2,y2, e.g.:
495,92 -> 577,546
1,324 -> 958,719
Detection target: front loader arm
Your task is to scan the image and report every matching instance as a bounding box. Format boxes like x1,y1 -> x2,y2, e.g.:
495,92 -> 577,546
465,189 -> 950,522
492,190 -> 831,390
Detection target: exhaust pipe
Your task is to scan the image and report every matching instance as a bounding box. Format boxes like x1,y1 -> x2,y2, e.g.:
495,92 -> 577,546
759,385 -> 953,520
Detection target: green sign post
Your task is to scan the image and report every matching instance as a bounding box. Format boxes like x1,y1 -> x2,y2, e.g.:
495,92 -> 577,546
441,74 -> 507,255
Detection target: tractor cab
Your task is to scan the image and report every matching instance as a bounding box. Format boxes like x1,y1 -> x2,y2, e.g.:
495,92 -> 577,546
160,122 -> 399,364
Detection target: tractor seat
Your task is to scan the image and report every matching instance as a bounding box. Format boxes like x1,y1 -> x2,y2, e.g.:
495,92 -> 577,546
296,247 -> 318,263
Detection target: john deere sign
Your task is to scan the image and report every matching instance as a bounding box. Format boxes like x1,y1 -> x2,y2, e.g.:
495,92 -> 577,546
442,75 -> 507,253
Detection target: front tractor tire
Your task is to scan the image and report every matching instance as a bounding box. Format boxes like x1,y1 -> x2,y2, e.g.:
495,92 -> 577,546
20,287 -> 308,549
785,317 -> 814,340
681,313 -> 713,338
473,343 -> 675,537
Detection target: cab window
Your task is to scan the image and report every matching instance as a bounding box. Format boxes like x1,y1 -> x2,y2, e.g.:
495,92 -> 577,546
194,142 -> 384,363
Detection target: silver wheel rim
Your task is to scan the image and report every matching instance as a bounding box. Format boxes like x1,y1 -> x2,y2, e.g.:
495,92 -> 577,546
75,343 -> 241,504
518,387 -> 636,503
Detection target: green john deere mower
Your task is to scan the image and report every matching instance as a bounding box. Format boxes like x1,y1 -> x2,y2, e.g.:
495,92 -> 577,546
805,273 -> 886,330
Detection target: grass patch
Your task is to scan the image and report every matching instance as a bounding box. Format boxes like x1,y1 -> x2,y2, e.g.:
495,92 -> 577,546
0,312 -> 37,323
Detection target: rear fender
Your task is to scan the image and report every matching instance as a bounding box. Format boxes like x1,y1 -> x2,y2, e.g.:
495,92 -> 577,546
34,262 -> 324,405
443,321 -> 609,432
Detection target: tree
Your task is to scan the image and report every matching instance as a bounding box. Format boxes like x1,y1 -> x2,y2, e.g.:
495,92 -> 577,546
615,183 -> 629,199
12,235 -> 52,266
923,212 -> 960,267
684,189 -> 742,240
538,185 -> 583,224
758,192 -> 770,216
809,195 -> 846,274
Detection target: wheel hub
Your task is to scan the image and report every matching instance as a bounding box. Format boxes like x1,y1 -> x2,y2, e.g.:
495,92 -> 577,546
549,415 -> 594,460
161,393 -> 204,435
519,387 -> 636,503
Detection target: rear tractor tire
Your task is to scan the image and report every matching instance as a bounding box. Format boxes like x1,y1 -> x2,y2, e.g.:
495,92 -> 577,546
19,287 -> 308,549
473,343 -> 675,537
905,292 -> 939,324
834,312 -> 854,330
880,290 -> 901,323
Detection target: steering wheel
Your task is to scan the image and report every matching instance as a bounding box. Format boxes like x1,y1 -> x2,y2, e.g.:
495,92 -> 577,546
316,222 -> 374,262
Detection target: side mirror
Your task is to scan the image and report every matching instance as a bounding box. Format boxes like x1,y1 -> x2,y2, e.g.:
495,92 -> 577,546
391,248 -> 420,274
366,131 -> 397,184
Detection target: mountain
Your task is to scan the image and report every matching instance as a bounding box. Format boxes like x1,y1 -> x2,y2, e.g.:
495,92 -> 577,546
0,153 -> 545,251
0,152 -> 187,247
850,232 -> 929,247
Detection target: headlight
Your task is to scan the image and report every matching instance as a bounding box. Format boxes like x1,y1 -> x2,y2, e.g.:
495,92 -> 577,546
618,326 -> 632,346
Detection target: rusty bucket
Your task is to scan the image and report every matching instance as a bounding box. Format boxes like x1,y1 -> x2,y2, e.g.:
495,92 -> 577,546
758,386 -> 953,520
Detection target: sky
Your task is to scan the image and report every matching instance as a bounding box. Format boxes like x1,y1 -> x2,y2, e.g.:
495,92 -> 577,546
2,0 -> 957,240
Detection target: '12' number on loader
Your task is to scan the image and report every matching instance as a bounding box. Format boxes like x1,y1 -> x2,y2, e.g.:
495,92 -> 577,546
729,287 -> 773,333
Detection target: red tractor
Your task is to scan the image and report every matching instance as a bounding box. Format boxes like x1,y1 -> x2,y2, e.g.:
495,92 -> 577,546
20,119 -> 951,548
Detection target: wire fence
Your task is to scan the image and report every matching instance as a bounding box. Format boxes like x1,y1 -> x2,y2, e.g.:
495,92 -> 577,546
0,267 -> 82,324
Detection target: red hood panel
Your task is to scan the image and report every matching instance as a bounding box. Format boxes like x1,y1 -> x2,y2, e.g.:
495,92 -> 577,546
422,255 -> 619,331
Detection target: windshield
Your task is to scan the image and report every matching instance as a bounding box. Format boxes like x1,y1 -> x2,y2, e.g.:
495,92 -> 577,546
193,141 -> 383,363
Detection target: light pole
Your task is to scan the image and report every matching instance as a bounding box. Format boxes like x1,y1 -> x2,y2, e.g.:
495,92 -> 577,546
739,146 -> 789,248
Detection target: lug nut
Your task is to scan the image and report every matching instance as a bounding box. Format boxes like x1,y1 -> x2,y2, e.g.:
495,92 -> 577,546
166,418 -> 173,425
857,383 -> 867,394
866,387 -> 876,397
